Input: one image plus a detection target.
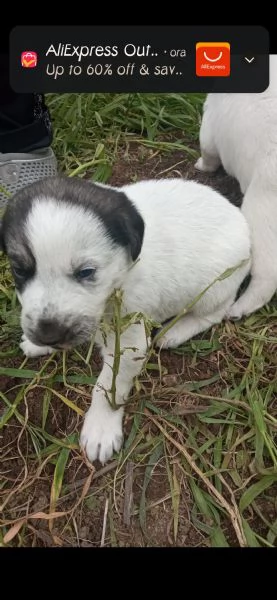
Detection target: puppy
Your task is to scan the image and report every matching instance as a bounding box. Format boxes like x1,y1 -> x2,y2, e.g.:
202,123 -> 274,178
0,176 -> 250,463
195,55 -> 277,319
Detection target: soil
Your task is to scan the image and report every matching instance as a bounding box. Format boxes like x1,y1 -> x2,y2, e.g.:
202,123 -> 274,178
1,145 -> 276,548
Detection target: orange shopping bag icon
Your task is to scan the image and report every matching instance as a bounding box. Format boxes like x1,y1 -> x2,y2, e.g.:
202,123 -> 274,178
196,43 -> 230,77
21,51 -> 38,68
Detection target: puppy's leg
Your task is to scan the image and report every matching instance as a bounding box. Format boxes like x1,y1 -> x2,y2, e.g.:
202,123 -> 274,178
228,181 -> 277,319
20,334 -> 55,358
156,307 -> 227,349
80,321 -> 148,464
195,107 -> 221,173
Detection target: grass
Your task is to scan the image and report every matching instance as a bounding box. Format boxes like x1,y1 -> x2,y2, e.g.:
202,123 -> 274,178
1,92 -> 277,547
47,92 -> 204,177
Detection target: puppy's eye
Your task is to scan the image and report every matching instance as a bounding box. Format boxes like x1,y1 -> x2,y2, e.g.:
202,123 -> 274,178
12,266 -> 28,279
74,268 -> 96,282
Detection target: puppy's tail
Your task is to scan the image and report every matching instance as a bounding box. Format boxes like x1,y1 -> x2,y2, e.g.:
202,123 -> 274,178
228,177 -> 277,319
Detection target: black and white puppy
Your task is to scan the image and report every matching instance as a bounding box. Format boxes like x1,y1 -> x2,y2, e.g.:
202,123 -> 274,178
0,176 -> 251,463
196,55 -> 277,318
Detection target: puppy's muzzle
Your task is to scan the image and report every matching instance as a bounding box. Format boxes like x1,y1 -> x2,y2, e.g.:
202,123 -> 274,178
29,318 -> 78,348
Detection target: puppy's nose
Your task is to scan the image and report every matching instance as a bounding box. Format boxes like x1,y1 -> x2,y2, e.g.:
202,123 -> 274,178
36,319 -> 69,346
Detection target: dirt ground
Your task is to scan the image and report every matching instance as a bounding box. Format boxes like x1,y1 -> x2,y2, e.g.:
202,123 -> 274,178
109,143 -> 243,207
1,145 -> 276,548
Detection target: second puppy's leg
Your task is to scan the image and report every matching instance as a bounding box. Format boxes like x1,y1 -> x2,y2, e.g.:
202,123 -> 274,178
228,181 -> 277,318
195,104 -> 221,173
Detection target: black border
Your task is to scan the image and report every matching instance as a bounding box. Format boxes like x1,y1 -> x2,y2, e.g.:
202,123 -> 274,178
1,22 -> 276,52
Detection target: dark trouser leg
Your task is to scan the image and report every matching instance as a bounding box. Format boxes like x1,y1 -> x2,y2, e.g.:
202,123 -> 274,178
0,54 -> 57,207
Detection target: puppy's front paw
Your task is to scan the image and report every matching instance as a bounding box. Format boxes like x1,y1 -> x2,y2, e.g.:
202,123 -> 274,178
20,335 -> 55,358
80,399 -> 124,465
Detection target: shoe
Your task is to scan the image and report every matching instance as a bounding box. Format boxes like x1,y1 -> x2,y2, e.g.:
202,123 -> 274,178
0,147 -> 57,209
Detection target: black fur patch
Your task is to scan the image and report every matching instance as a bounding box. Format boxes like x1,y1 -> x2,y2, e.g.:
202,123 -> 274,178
10,256 -> 36,293
1,176 -> 145,262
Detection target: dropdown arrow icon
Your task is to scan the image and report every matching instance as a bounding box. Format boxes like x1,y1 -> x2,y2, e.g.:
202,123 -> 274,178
245,57 -> 255,63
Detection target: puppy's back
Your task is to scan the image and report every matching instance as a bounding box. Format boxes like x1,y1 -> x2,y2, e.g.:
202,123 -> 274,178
122,178 -> 250,274
202,55 -> 277,191
121,178 -> 251,320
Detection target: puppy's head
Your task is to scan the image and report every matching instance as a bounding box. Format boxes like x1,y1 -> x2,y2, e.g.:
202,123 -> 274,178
0,176 -> 144,348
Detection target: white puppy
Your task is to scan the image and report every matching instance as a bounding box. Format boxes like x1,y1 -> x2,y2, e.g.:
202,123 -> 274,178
0,176 -> 250,463
195,55 -> 277,318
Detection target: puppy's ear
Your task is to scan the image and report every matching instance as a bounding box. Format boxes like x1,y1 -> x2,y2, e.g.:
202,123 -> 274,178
114,195 -> 145,261
91,187 -> 145,261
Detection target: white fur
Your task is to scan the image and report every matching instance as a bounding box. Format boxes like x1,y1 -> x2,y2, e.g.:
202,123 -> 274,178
19,178 -> 251,463
20,334 -> 54,357
195,55 -> 277,318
